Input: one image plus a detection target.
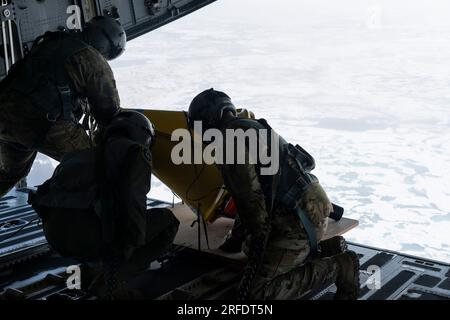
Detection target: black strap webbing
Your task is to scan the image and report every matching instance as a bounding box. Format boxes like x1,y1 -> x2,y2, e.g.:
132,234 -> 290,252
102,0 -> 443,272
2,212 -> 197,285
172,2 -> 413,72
294,207 -> 318,255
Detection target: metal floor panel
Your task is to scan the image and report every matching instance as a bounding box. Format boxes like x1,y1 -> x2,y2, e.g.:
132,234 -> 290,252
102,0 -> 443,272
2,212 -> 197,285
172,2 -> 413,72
0,189 -> 171,270
349,244 -> 450,300
0,189 -> 449,300
0,190 -> 47,269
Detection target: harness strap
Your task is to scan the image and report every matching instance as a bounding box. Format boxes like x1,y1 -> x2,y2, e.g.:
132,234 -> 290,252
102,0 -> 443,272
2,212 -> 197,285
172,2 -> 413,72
293,207 -> 319,255
23,32 -> 88,123
57,84 -> 74,121
281,144 -> 320,256
53,34 -> 76,122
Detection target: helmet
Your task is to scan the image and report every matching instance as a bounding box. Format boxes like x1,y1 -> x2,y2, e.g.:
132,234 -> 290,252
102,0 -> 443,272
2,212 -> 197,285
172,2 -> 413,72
104,110 -> 155,147
188,89 -> 237,130
82,16 -> 126,60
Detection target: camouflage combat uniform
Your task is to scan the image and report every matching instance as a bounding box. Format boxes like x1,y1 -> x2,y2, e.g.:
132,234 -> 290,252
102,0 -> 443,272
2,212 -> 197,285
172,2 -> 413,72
218,118 -> 339,300
30,135 -> 180,290
0,32 -> 120,197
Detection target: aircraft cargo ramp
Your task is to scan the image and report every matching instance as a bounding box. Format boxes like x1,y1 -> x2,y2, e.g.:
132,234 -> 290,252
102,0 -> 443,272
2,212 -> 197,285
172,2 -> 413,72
0,190 -> 449,300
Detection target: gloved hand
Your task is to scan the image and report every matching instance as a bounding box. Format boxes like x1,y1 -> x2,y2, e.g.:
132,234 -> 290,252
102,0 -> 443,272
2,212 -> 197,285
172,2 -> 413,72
299,182 -> 333,227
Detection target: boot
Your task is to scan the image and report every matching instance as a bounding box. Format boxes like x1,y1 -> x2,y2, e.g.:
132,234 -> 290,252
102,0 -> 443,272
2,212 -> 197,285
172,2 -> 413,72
332,251 -> 360,300
83,259 -> 123,299
319,236 -> 348,258
80,263 -> 103,293
86,259 -> 147,300
87,273 -> 136,300
110,287 -> 144,300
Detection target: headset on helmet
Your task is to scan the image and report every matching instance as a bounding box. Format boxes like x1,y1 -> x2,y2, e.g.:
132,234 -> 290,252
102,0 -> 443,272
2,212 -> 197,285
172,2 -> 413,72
83,16 -> 127,61
188,89 -> 237,130
104,110 -> 155,147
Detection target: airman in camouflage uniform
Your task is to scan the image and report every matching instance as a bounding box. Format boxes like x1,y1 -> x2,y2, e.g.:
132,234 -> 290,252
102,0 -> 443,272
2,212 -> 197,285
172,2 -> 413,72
188,89 -> 360,300
0,16 -> 126,197
29,110 -> 180,298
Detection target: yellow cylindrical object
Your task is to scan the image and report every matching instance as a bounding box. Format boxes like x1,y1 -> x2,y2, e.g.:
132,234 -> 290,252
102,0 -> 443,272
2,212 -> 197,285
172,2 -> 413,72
142,110 -> 226,222
141,108 -> 256,222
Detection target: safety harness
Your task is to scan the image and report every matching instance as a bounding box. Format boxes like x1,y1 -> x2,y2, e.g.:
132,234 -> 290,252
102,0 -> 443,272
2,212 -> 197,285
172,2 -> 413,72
229,118 -> 319,254
10,32 -> 88,123
279,143 -> 320,255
